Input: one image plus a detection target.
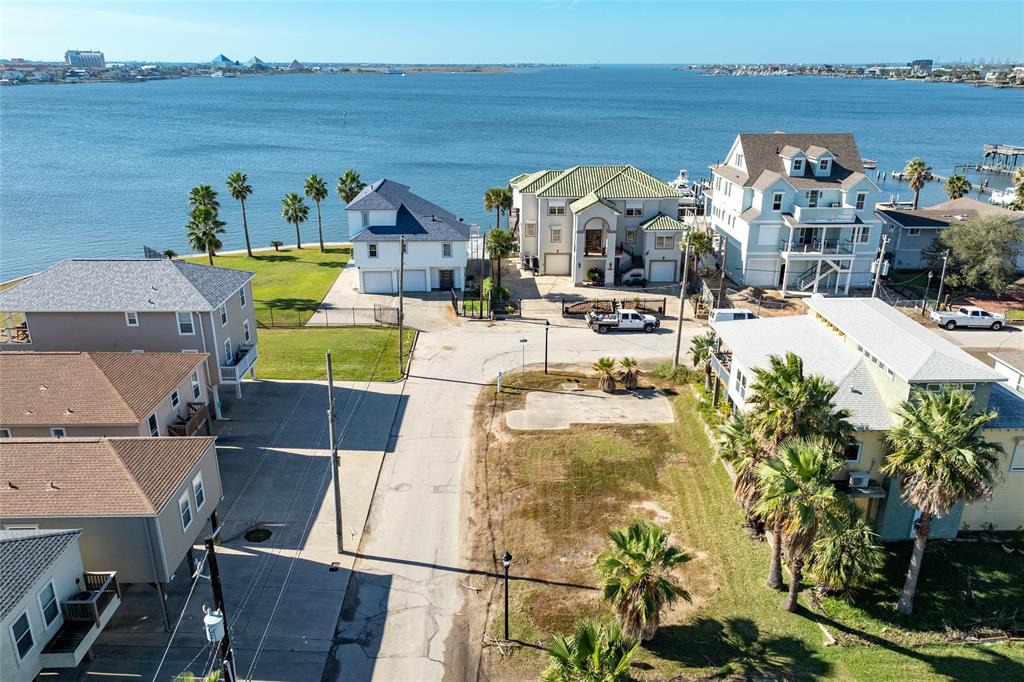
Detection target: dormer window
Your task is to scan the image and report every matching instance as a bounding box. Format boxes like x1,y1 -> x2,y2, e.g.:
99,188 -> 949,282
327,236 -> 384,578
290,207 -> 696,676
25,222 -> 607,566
792,158 -> 804,173
818,159 -> 829,171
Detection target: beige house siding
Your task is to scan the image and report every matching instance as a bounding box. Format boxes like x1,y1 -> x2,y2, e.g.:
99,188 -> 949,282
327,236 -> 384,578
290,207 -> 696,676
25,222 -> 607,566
961,430 -> 1024,531
0,537 -> 85,682
152,446 -> 223,580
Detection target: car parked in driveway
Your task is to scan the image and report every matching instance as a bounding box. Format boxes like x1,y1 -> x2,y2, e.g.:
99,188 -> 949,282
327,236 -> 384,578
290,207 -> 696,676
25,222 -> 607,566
929,306 -> 1005,330
586,309 -> 660,333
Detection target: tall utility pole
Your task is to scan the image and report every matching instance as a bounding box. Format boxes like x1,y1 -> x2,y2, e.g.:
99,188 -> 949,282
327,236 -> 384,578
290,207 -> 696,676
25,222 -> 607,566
716,236 -> 728,307
326,350 -> 343,554
205,536 -> 236,682
871,234 -> 890,298
674,233 -> 692,369
398,236 -> 405,373
935,249 -> 950,311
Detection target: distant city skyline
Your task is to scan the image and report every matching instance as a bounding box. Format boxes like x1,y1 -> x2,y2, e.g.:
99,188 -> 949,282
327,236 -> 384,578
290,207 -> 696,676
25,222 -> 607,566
2,1 -> 1022,64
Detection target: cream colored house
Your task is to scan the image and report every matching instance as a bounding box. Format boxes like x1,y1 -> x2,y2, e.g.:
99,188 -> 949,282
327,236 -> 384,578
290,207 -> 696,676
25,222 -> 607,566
0,351 -> 211,439
511,165 -> 687,285
710,296 -> 1024,539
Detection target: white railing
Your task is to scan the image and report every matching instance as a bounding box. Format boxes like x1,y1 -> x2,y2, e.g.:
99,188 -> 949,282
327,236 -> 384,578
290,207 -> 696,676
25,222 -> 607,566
219,343 -> 258,382
780,238 -> 855,255
793,206 -> 857,223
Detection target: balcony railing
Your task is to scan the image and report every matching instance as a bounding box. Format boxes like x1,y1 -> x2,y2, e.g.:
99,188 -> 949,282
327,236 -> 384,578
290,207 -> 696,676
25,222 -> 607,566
1,313 -> 30,344
219,343 -> 258,383
709,351 -> 732,385
792,205 -> 857,223
780,238 -> 855,255
62,572 -> 120,626
168,402 -> 209,437
583,245 -> 607,257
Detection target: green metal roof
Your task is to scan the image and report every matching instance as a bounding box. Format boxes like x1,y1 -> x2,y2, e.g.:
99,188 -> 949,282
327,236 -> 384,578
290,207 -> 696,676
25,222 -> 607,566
517,170 -> 564,193
531,164 -> 679,199
569,192 -> 621,214
510,170 -> 546,189
639,213 -> 688,231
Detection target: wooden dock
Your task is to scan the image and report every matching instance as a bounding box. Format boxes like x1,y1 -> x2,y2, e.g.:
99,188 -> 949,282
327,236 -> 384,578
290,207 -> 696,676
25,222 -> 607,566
981,143 -> 1024,174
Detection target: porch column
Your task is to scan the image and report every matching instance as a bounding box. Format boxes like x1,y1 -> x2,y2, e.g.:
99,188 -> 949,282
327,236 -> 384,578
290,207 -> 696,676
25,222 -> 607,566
210,509 -> 221,545
155,582 -> 171,632
845,263 -> 853,294
235,380 -> 242,399
249,365 -> 256,380
605,225 -> 616,285
812,259 -> 823,294
212,385 -> 223,420
780,225 -> 794,297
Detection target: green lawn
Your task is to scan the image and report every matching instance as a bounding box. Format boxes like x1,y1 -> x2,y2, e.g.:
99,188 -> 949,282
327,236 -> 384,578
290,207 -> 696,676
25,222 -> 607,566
477,372 -> 1024,681
185,247 -> 350,326
257,327 -> 416,381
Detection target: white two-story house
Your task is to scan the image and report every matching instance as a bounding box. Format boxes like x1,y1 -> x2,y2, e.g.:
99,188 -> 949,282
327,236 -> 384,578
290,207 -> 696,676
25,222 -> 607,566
708,133 -> 883,295
347,179 -> 471,294
511,165 -> 687,285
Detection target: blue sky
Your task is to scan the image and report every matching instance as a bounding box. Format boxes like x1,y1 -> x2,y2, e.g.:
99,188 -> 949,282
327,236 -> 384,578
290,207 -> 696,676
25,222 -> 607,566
3,1 -> 1022,64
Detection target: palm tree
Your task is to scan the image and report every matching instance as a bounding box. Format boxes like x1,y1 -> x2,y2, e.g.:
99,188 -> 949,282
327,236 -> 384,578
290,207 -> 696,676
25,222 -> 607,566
746,352 -> 853,590
335,169 -> 366,204
619,357 -> 639,390
593,357 -> 617,393
186,205 -> 225,265
689,331 -> 717,393
280,193 -> 309,249
499,186 -> 513,227
715,414 -> 764,531
903,157 -> 932,209
542,618 -> 638,682
595,520 -> 691,641
687,229 -> 714,289
943,174 -> 971,201
270,240 -> 283,251
754,437 -> 845,611
189,184 -> 220,211
806,504 -> 885,600
883,387 -> 1002,615
304,174 -> 329,252
226,172 -> 254,257
485,227 -> 515,286
162,249 -> 177,259
483,187 -> 504,228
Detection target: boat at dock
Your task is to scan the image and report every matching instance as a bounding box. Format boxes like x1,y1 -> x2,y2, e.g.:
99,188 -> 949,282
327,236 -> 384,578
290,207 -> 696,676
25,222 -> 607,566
861,159 -> 877,170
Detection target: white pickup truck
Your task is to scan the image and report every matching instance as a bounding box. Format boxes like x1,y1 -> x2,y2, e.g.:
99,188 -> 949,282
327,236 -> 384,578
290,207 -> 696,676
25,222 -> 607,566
929,306 -> 1005,331
586,309 -> 660,334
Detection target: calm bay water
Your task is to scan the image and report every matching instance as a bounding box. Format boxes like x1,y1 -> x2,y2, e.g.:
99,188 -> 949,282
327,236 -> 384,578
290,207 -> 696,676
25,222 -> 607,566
2,66 -> 1022,280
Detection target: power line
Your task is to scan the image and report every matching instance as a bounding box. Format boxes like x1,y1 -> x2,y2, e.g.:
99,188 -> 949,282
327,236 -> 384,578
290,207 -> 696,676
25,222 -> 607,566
151,552 -> 209,682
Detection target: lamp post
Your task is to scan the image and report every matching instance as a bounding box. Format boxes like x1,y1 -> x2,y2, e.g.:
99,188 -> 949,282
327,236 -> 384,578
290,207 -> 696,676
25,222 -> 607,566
544,320 -> 550,374
922,270 -> 934,313
519,338 -> 527,373
501,550 -> 512,641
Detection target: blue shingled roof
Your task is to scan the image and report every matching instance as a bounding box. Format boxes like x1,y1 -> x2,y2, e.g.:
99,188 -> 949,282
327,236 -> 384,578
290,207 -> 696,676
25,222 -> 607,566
987,383 -> 1024,430
348,179 -> 470,242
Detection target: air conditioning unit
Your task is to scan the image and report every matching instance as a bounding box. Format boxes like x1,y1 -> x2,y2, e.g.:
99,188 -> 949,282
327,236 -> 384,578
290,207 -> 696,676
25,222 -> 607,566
849,472 -> 870,488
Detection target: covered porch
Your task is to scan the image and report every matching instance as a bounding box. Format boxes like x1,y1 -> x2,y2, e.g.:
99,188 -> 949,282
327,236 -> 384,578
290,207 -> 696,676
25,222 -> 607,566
218,342 -> 258,398
39,572 -> 121,670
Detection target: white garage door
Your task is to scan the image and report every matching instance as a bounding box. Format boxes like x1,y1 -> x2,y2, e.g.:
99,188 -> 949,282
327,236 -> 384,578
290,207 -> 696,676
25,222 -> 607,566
544,253 -> 572,276
402,270 -> 427,292
649,260 -> 677,283
362,271 -> 394,294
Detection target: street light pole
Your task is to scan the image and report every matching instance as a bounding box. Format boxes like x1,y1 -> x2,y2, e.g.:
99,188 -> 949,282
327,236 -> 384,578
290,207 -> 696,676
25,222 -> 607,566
544,320 -> 550,374
935,249 -> 950,311
501,550 -> 512,641
326,350 -> 343,554
922,270 -> 934,313
398,236 -> 405,373
674,232 -> 692,369
519,338 -> 527,373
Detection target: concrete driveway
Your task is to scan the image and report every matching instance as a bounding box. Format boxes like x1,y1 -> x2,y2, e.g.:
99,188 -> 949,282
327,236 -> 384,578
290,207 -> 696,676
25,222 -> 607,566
506,388 -> 676,430
57,379 -> 406,682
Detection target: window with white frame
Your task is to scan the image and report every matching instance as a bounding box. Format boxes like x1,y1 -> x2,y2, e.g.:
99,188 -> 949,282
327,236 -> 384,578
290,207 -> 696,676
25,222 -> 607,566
219,304 -> 227,326
856,226 -> 871,243
819,159 -> 830,171
171,390 -> 180,409
51,427 -> 66,439
148,413 -> 159,437
907,228 -> 921,236
177,312 -> 195,335
525,221 -> 537,237
844,441 -> 862,463
855,192 -> 867,210
191,370 -> 201,399
625,230 -> 636,245
655,235 -> 674,249
550,227 -> 562,243
37,581 -> 59,628
0,428 -> 10,438
239,287 -> 246,307
178,491 -> 193,530
192,472 -> 206,509
734,153 -> 744,166
547,201 -> 565,216
736,369 -> 748,399
442,242 -> 452,258
1010,441 -> 1024,471
224,338 -> 232,365
125,311 -> 139,327
625,202 -> 642,217
771,192 -> 784,211
368,243 -> 378,258
243,319 -> 251,343
10,611 -> 33,661
792,158 -> 804,173
361,211 -> 369,227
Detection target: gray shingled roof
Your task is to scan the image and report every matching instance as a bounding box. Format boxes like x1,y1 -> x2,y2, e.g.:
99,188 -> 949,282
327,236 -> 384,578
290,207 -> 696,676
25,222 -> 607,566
805,297 -> 1005,383
987,384 -> 1024,430
723,133 -> 871,191
0,529 -> 81,620
711,315 -> 897,430
0,259 -> 253,313
347,179 -> 470,242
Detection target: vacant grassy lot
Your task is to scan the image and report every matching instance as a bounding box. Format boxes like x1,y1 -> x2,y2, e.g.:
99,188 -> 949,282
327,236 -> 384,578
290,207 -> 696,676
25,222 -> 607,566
257,327 -> 416,381
186,246 -> 349,325
471,371 -> 1024,681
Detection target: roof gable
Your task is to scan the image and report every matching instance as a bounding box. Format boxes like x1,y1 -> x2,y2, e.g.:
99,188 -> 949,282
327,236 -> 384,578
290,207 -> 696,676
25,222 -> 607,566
733,133 -> 871,190
347,179 -> 470,242
531,164 -> 678,200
